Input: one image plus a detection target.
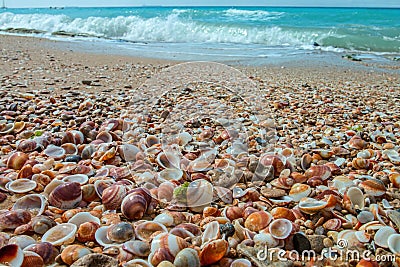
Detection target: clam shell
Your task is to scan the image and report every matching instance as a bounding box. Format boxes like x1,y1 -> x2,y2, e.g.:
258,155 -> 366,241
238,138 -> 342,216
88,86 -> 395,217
68,211 -> 101,227
157,151 -> 181,169
94,226 -> 117,247
374,226 -> 396,248
62,174 -> 88,185
135,221 -> 168,241
199,239 -> 228,266
61,244 -> 91,265
173,248 -> 200,267
388,234 -> 400,254
268,218 -> 292,239
102,184 -> 127,210
0,122 -> 15,134
12,193 -> 47,216
346,187 -> 365,210
123,240 -> 151,257
244,211 -> 273,232
48,182 -> 82,209
298,197 -> 328,214
24,242 -> 58,264
288,183 -> 311,202
231,259 -> 252,267
337,230 -> 361,248
21,251 -> 44,267
270,207 -> 296,222
332,176 -> 355,193
17,139 -> 39,153
323,218 -> 342,231
253,232 -> 279,247
31,215 -> 57,235
107,222 -> 135,243
159,168 -> 183,181
359,179 -> 386,197
305,165 -> 331,180
354,230 -> 371,243
77,221 -> 100,242
357,211 -> 374,224
42,223 -> 77,246
123,259 -> 152,267
201,221 -> 220,244
6,179 -> 37,194
0,209 -> 31,230
7,152 -> 29,170
0,244 -> 24,267
44,145 -> 66,159
8,235 -> 36,250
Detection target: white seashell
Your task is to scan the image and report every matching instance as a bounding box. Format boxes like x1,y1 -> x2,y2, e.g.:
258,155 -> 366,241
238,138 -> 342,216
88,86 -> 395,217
253,232 -> 279,247
231,259 -> 252,267
382,199 -> 393,209
374,226 -> 396,248
12,193 -> 47,216
358,221 -> 385,231
135,221 -> 168,241
42,223 -> 77,246
268,218 -> 292,240
298,197 -> 328,214
332,176 -> 354,193
5,179 -> 37,194
357,211 -> 374,224
334,157 -> 346,167
269,196 -> 293,205
8,235 -> 36,249
201,221 -> 220,244
354,230 -> 370,243
177,132 -> 192,146
153,213 -> 174,227
62,174 -> 89,185
43,179 -> 65,196
370,204 -> 386,225
157,151 -> 181,169
122,259 -> 152,267
159,168 -> 183,181
0,244 -> 24,267
288,183 -> 311,202
68,212 -> 101,227
337,230 -> 361,248
388,234 -> 400,254
346,187 -> 364,209
187,179 -> 213,213
95,226 -> 119,248
44,144 -> 66,159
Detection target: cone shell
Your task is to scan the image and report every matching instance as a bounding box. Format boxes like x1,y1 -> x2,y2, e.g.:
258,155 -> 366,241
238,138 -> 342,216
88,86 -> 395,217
199,239 -> 228,266
244,211 -> 273,232
48,182 -> 82,209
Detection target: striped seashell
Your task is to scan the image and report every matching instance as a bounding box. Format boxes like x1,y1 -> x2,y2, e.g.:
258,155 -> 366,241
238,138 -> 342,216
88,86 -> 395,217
102,184 -> 127,210
48,182 -> 82,209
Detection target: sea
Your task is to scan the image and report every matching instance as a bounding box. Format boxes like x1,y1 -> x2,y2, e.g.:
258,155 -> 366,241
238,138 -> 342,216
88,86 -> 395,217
0,6 -> 399,64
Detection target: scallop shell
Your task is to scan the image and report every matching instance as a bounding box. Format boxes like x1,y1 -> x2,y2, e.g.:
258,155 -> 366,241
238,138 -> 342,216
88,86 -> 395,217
48,182 -> 82,209
269,218 -> 292,239
7,152 -> 29,170
388,234 -> 400,254
374,226 -> 396,248
135,221 -> 168,241
42,223 -> 77,246
6,179 -> 37,194
12,193 -> 47,216
0,244 -> 24,267
288,183 -> 311,202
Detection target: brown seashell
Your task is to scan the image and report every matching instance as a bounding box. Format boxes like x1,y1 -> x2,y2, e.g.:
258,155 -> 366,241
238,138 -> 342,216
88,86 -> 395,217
0,244 -> 24,267
291,172 -> 307,183
149,248 -> 174,266
0,209 -> 31,230
359,179 -> 386,197
244,211 -> 273,232
259,154 -> 285,177
7,152 -> 29,170
122,240 -> 151,257
203,206 -> 220,218
61,209 -> 82,223
199,239 -> 228,266
323,218 -> 342,231
25,242 -> 58,264
307,176 -> 323,187
61,244 -> 91,265
325,162 -> 342,175
62,130 -> 85,145
107,222 -> 135,243
349,136 -> 367,150
243,207 -> 258,220
21,251 -> 44,267
77,221 -> 100,242
300,154 -> 313,171
81,184 -> 99,202
31,215 -> 57,235
352,158 -> 371,170
305,165 -> 331,180
389,173 -> 400,188
223,206 -> 244,221
175,223 -> 202,236
49,182 -> 82,209
270,207 -> 296,222
270,177 -> 295,190
102,184 -> 127,210
121,188 -> 152,220
17,139 -> 39,152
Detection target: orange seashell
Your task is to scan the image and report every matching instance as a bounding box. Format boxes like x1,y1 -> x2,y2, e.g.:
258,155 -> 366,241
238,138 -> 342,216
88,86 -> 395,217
389,173 -> 400,188
17,164 -> 33,179
270,207 -> 296,222
244,211 -> 273,232
21,251 -> 44,267
199,239 -> 228,266
243,207 -> 259,220
203,206 -> 220,218
359,179 -> 386,197
7,152 -> 29,170
348,136 -> 367,150
259,154 -> 285,177
323,218 -> 342,231
325,162 -> 342,175
352,158 -> 371,170
307,176 -> 323,187
291,172 -> 307,183
77,221 -> 100,242
61,244 -> 91,265
270,177 -> 295,190
223,206 -> 243,221
305,165 -> 331,180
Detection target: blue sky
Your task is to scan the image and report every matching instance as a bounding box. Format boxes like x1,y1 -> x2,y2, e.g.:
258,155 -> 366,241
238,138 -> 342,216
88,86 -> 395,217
5,0 -> 400,8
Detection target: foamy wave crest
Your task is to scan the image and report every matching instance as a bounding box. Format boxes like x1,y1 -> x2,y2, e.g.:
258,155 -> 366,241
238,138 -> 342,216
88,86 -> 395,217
224,8 -> 284,19
0,12 -> 328,46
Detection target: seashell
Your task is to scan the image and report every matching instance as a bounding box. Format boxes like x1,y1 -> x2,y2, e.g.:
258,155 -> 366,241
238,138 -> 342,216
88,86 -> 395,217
202,221 -> 220,244
123,259 -> 152,267
12,193 -> 47,216
42,223 -> 77,246
270,177 -> 295,190
222,206 -> 243,221
214,186 -> 233,204
0,244 -> 24,267
21,251 -> 44,267
304,165 -> 331,180
0,209 -> 31,230
298,197 -> 328,214
24,242 -> 58,264
62,130 -> 85,145
253,232 -> 279,247
61,244 -> 91,265
337,230 -> 361,248
48,182 -> 82,209
374,226 -> 396,248
177,132 -> 192,146
187,157 -> 214,173
175,223 -> 201,237
8,235 -> 36,249
359,179 -> 386,196
270,207 -> 296,222
69,211 -> 101,227
102,184 -> 127,210
0,122 -> 15,135
155,181 -> 175,203
356,259 -> 379,267
153,211 -> 183,227
157,151 -> 181,169
96,131 -> 113,143
159,168 -> 183,181
357,149 -> 375,159
231,259 -> 252,267
123,240 -> 151,257
357,211 -> 374,224
259,153 -> 285,177
325,162 -> 342,175
94,226 -> 118,247
31,215 -> 56,235
332,176 -> 355,193
77,221 -> 100,242
6,179 -> 37,194
300,154 -> 312,171
348,136 -> 367,150
269,195 -> 294,206
61,143 -> 78,155
323,218 -> 342,231
121,188 -> 152,220
199,239 -> 228,266
187,179 -> 213,213
99,147 -> 117,162
174,248 -> 200,267
268,218 -> 292,240
43,179 -> 64,197
354,230 -> 371,243
81,184 -> 99,202
107,222 -> 135,243
149,233 -> 189,264
169,227 -> 194,239
44,145 -> 66,159
81,144 -> 96,160
352,158 -> 371,170
358,221 -> 385,231
389,172 -> 400,188
148,248 -> 174,266
370,204 -> 387,225
145,135 -> 160,147
7,152 -> 29,170
135,221 -> 168,241
288,183 -> 311,202
118,144 -> 141,162
62,174 -> 88,185
94,179 -> 114,198
17,139 -> 39,153
388,234 -> 400,254
344,187 -> 365,211
244,211 -> 273,232
387,210 -> 400,230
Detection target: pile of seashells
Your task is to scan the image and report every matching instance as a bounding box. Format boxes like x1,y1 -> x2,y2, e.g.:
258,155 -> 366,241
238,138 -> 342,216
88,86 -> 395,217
1,66 -> 400,267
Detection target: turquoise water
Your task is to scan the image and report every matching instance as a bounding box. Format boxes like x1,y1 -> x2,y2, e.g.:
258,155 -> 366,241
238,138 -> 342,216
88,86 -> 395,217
0,6 -> 399,60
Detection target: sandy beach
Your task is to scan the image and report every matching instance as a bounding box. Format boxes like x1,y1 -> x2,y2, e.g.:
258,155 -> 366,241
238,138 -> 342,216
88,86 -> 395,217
1,34 -> 400,266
